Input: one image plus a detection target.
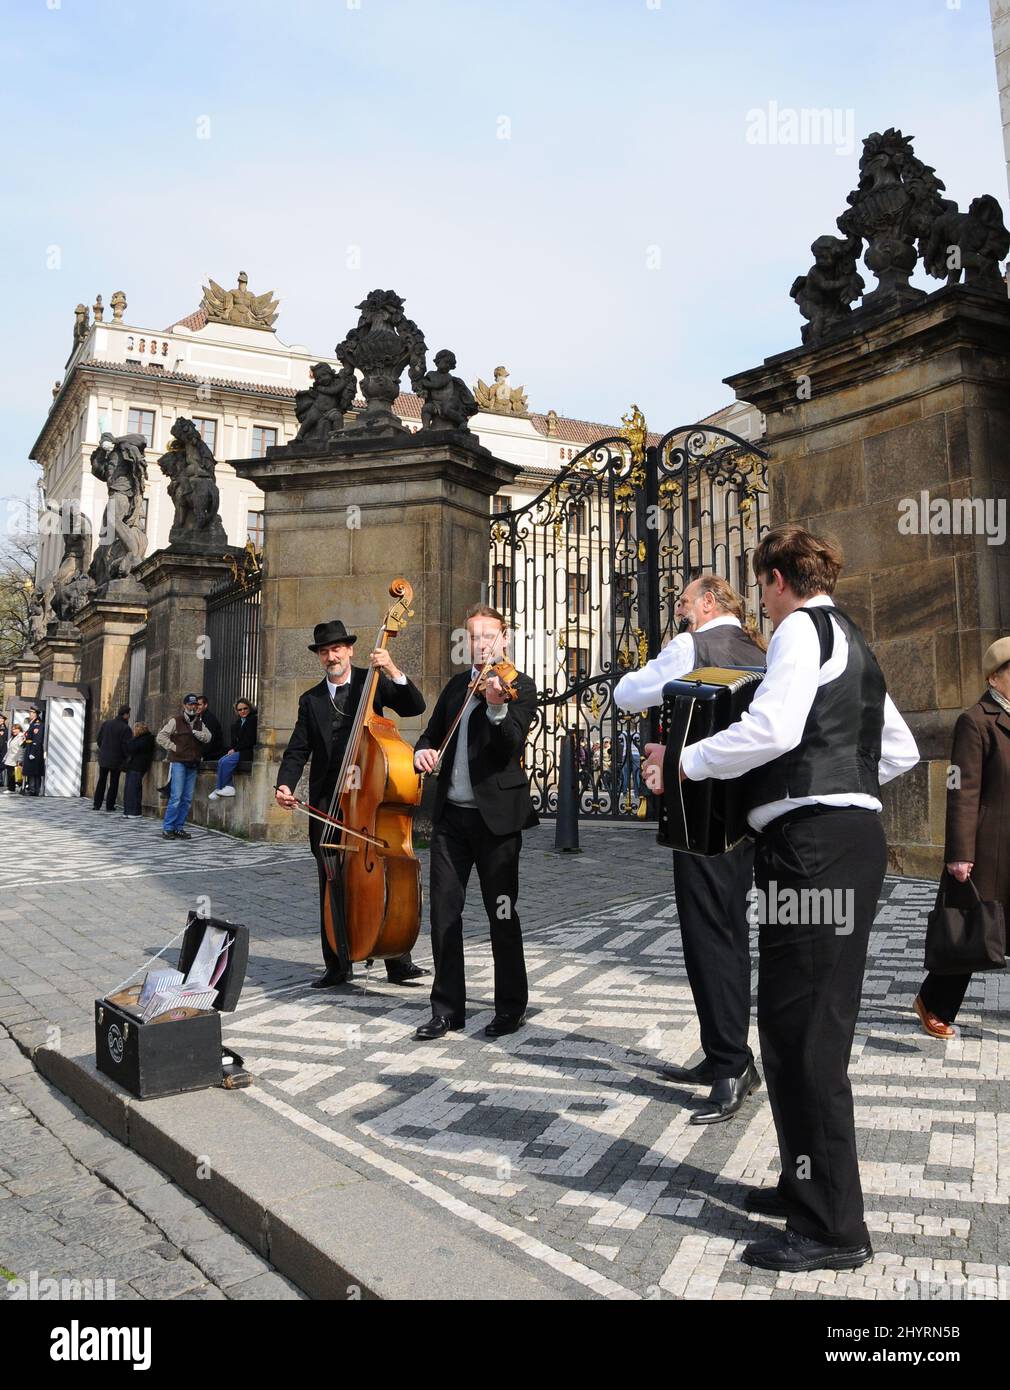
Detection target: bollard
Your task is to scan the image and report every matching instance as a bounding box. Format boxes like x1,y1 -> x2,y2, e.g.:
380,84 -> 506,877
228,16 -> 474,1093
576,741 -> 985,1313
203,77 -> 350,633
553,731 -> 581,852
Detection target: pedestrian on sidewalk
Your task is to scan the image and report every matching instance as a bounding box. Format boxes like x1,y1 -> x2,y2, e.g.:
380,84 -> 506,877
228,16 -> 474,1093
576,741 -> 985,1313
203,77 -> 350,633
0,715 -> 8,791
22,707 -> 45,797
914,636 -> 1010,1038
93,705 -> 132,812
3,723 -> 23,792
123,721 -> 156,818
209,699 -> 257,800
157,694 -> 210,840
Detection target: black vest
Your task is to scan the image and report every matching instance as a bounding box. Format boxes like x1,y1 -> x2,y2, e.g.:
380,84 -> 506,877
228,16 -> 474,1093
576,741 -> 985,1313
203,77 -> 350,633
745,606 -> 885,810
691,622 -> 766,672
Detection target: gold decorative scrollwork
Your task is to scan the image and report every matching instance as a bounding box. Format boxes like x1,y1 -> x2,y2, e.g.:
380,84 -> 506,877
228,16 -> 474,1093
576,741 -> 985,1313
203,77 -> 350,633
620,403 -> 647,486
228,539 -> 262,589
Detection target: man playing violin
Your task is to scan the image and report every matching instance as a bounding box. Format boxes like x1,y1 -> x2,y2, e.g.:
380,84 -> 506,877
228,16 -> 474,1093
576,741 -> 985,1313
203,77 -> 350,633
275,619 -> 428,988
412,604 -> 539,1040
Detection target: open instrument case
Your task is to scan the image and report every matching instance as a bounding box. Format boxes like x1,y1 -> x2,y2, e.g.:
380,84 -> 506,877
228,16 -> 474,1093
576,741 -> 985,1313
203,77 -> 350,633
95,911 -> 250,1099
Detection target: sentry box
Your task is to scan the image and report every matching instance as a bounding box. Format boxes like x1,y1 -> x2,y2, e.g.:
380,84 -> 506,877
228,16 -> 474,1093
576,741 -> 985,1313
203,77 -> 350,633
95,911 -> 249,1100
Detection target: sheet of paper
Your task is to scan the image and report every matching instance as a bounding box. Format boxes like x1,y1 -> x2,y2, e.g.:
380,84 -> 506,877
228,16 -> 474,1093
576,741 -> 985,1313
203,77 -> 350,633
184,926 -> 230,990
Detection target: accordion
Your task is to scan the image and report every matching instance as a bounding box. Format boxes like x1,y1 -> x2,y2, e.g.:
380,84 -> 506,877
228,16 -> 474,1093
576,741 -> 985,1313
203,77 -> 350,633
656,666 -> 764,857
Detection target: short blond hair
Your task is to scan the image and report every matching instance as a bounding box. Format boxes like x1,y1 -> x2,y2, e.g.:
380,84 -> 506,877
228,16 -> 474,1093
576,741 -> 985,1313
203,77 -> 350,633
466,603 -> 507,628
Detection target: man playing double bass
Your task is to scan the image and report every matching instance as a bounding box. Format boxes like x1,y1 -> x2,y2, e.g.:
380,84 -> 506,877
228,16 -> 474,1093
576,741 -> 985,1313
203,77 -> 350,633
275,619 -> 428,988
411,604 -> 538,1040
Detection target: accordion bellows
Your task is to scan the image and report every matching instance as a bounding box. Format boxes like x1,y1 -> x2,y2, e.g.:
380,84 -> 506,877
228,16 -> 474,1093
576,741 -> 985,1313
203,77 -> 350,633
657,666 -> 764,856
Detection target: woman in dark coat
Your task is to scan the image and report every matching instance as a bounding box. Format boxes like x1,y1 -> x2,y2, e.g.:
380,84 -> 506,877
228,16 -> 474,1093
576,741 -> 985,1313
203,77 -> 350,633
123,723 -> 156,819
914,638 -> 1010,1037
208,700 -> 257,800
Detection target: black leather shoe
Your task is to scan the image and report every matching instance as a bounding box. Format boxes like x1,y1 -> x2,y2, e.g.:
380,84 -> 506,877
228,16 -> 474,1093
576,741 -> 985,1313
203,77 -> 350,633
310,969 -> 352,989
689,1062 -> 761,1125
414,1015 -> 465,1041
174,829 -> 192,840
484,1013 -> 526,1038
741,1227 -> 873,1272
385,963 -> 431,985
745,1186 -> 790,1217
659,1059 -> 717,1086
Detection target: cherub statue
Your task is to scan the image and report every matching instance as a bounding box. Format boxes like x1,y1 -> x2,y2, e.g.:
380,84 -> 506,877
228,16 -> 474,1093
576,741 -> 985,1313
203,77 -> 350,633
921,194 -> 1010,296
293,361 -> 358,444
474,365 -> 529,416
410,349 -> 479,433
159,417 -> 228,548
790,234 -> 865,345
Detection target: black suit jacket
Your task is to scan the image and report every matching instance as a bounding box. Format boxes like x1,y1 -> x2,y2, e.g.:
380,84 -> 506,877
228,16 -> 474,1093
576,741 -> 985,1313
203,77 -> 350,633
277,668 -> 426,805
414,671 -> 539,835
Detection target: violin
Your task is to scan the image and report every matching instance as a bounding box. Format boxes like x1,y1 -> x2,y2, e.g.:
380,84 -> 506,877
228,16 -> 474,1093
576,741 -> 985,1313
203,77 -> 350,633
316,579 -> 423,964
475,659 -> 520,701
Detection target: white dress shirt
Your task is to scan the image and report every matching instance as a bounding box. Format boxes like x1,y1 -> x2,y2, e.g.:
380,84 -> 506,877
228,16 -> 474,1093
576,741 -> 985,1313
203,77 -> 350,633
678,595 -> 919,832
614,615 -> 742,713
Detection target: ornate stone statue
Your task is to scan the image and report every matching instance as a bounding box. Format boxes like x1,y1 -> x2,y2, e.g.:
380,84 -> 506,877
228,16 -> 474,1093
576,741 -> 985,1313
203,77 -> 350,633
790,234 -> 865,345
201,271 -> 280,330
93,294 -> 104,323
409,349 -> 479,433
336,289 -> 428,436
48,511 -> 95,623
474,365 -> 528,416
835,128 -> 947,311
546,409 -> 559,437
110,290 -> 127,321
72,303 -> 90,351
88,432 -> 148,590
159,417 -> 229,550
52,380 -> 61,400
29,589 -> 50,644
293,361 -> 358,445
920,194 -> 1010,296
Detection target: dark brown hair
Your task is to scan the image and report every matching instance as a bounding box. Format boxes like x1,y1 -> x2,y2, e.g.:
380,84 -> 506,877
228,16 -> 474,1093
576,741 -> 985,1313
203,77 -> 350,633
752,525 -> 843,597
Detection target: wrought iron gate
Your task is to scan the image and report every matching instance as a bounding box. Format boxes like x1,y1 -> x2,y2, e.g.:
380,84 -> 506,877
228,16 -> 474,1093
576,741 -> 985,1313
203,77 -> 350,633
488,411 -> 769,820
205,567 -> 262,715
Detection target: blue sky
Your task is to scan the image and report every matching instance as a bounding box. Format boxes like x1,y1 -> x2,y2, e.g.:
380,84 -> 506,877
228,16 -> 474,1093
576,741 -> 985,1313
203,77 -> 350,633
1,0 -> 1006,500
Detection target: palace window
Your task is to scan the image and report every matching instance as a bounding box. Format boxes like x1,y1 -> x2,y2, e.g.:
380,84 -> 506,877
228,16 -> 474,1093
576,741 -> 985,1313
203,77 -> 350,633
138,496 -> 149,531
567,501 -> 587,537
127,408 -> 155,445
566,646 -> 590,684
246,510 -> 265,549
688,497 -> 700,530
251,425 -> 277,458
491,563 -> 513,611
193,417 -> 217,453
567,571 -> 589,617
492,494 -> 513,514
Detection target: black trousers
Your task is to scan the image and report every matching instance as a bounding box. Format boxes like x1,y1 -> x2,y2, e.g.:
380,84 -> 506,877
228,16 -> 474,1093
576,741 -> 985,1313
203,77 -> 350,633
93,767 -> 121,810
428,802 -> 527,1020
672,839 -> 755,1079
755,806 -> 886,1248
309,815 -> 413,979
919,971 -> 972,1024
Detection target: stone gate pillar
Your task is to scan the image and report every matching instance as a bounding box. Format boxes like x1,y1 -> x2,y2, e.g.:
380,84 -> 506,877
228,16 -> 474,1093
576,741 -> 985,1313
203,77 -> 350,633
727,285 -> 1010,877
76,581 -> 148,799
232,433 -> 520,841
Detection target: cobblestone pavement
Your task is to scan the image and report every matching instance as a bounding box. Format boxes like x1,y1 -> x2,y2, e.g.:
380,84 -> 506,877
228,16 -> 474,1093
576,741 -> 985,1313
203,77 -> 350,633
0,1027 -> 305,1302
2,795 -> 1008,1301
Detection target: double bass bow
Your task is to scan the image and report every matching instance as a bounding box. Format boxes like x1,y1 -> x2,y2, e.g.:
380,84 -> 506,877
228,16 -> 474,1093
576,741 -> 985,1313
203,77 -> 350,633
298,579 -> 424,964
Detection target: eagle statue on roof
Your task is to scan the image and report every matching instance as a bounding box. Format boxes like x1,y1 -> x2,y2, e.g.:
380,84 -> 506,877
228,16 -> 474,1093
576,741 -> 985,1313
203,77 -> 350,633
200,271 -> 279,330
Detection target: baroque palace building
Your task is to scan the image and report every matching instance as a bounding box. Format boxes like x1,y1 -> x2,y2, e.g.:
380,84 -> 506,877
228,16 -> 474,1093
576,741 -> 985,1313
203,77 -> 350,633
32,275 -> 764,622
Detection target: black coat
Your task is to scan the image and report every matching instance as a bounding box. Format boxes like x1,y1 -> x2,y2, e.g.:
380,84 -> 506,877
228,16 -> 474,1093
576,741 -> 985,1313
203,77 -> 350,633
126,731 -> 156,774
229,714 -> 258,755
200,710 -> 225,760
414,671 -> 539,836
22,718 -> 45,770
277,669 -> 426,806
96,716 -> 132,771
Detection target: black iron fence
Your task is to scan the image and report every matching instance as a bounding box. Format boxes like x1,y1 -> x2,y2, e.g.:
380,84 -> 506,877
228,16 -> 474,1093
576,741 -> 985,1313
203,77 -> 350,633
489,415 -> 769,820
205,571 -> 262,717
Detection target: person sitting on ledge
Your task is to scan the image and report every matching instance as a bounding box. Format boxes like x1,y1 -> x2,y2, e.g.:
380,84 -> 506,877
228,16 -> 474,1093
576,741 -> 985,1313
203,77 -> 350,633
209,699 -> 258,800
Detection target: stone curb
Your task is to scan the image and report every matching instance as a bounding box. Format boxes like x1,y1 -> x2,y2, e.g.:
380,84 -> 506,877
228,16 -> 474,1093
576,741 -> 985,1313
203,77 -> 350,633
29,1036 -> 560,1301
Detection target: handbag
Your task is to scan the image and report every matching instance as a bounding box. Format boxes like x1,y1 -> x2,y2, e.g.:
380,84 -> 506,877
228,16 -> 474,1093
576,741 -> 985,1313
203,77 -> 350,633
925,870 -> 1007,974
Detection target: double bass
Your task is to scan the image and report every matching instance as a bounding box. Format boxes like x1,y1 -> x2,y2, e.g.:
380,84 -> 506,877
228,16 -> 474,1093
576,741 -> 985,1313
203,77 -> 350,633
308,579 -> 424,963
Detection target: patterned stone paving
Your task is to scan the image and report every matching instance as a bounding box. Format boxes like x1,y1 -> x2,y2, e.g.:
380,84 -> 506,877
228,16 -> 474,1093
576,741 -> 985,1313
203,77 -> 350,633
2,795 -> 1008,1300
